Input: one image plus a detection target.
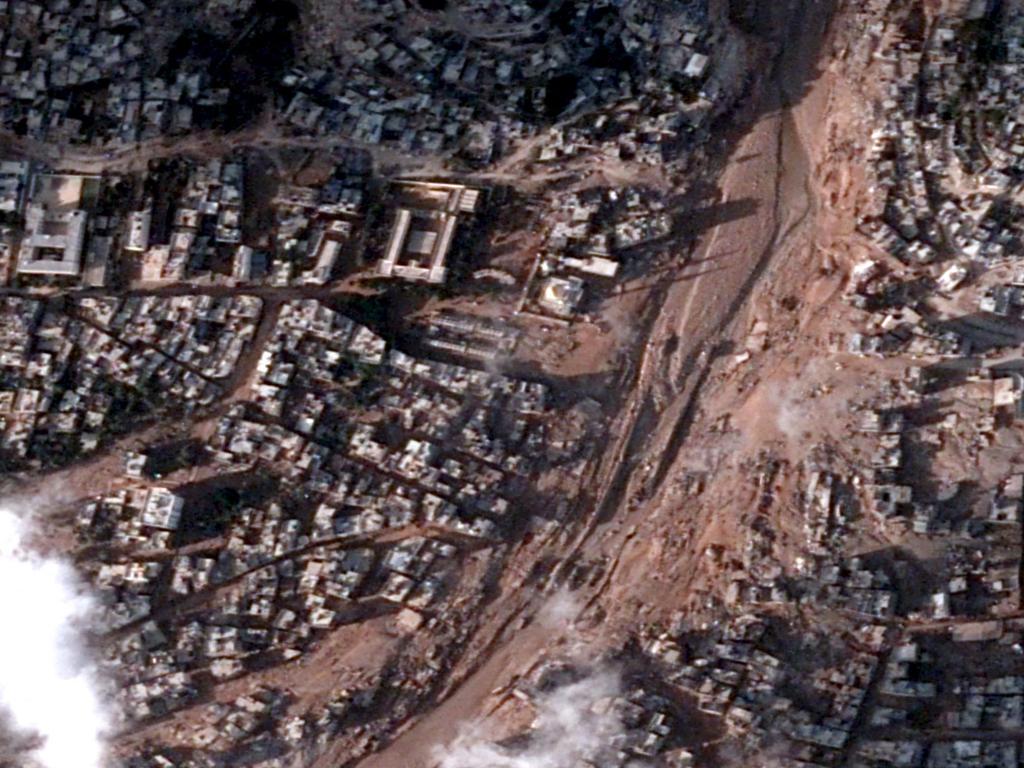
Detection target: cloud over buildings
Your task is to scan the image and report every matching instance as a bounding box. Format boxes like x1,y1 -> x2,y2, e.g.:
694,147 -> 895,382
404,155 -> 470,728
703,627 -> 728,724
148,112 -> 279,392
436,667 -> 648,768
0,504 -> 111,768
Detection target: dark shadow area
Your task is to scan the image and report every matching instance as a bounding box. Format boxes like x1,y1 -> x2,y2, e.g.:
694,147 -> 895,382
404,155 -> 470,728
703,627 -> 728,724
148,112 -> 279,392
989,358 -> 1024,375
544,73 -> 581,118
854,545 -> 938,616
615,265 -> 732,295
918,360 -> 982,395
175,470 -> 281,544
162,0 -> 298,131
144,438 -> 210,478
901,396 -> 949,428
934,312 -> 1024,353
674,197 -> 761,238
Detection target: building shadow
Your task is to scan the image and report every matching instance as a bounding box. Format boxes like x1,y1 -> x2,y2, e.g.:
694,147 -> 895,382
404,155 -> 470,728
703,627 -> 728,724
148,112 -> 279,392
674,197 -> 762,239
934,312 -> 1024,353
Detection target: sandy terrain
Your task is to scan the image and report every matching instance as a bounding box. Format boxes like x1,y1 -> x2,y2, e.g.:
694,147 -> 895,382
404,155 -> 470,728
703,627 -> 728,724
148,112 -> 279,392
351,0 -> 864,764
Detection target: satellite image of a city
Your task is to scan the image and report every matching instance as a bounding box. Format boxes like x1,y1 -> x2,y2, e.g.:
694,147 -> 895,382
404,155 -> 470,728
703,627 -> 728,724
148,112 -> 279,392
1,1 -> 1023,767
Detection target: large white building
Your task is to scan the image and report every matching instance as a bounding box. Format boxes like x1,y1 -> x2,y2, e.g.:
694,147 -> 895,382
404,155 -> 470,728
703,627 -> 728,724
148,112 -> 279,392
378,181 -> 480,284
15,173 -> 98,279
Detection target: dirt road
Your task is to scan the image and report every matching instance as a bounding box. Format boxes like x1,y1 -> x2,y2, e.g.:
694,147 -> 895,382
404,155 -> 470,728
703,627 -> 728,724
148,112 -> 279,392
611,0 -> 834,522
577,0 -> 842,626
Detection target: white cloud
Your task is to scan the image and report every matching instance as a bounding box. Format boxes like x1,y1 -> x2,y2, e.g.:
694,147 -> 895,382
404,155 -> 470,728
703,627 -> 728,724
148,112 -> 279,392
436,667 -> 647,768
0,504 -> 111,768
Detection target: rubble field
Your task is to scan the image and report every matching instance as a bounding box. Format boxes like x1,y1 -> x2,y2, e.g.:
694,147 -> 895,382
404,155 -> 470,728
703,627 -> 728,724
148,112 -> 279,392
5,1 -> 1024,768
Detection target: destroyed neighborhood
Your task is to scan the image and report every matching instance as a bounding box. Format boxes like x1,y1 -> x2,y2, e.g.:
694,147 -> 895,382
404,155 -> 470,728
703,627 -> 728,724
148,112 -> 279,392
6,1 -> 1024,768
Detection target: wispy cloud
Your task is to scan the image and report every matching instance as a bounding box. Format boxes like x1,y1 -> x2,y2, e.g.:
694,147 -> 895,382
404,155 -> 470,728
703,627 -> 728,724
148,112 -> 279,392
436,666 -> 647,768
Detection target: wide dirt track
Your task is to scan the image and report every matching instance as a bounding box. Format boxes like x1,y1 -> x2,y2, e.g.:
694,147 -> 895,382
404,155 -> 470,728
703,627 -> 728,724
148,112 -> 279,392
356,0 -> 844,765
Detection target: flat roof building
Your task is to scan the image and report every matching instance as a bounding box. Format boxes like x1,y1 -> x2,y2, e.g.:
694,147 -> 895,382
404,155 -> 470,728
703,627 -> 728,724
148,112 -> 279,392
125,209 -> 152,252
16,172 -> 99,279
537,275 -> 584,317
17,205 -> 87,277
0,160 -> 29,213
684,52 -> 710,79
378,181 -> 480,284
141,487 -> 184,530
